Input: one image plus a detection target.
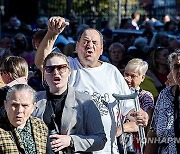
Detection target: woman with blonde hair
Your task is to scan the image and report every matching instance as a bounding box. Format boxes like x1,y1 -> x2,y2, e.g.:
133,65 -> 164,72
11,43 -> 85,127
123,58 -> 154,123
33,52 -> 106,153
117,58 -> 154,154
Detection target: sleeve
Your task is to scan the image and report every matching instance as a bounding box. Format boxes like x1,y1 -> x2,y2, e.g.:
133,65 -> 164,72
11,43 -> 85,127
150,88 -> 171,135
139,90 -> 154,111
70,100 -> 107,152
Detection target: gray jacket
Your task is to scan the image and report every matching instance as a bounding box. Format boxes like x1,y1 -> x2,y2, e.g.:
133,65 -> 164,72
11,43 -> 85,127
32,86 -> 107,154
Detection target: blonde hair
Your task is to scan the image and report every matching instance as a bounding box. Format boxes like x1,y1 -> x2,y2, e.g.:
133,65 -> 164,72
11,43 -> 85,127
43,52 -> 70,70
125,58 -> 148,75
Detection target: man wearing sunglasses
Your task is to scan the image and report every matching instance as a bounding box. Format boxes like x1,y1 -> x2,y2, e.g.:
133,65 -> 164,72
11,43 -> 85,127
35,17 -> 149,154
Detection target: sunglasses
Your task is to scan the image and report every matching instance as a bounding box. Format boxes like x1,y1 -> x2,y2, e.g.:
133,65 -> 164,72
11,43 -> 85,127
45,64 -> 69,74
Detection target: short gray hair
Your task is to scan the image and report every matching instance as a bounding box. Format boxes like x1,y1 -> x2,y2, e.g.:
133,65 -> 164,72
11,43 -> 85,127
168,49 -> 180,69
6,84 -> 36,104
125,58 -> 148,75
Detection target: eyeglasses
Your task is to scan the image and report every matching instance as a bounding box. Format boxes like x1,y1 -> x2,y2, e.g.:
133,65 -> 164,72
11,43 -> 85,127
45,64 -> 69,74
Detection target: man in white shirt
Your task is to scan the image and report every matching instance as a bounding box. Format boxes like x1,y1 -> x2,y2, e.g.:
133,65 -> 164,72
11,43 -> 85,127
35,16 -> 148,154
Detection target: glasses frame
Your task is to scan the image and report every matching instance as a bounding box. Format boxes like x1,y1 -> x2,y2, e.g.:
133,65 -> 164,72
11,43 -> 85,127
44,64 -> 69,74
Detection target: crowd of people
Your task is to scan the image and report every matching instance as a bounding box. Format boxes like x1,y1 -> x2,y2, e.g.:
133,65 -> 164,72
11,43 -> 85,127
0,11 -> 179,154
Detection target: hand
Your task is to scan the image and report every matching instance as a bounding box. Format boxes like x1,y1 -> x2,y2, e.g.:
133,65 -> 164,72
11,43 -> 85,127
48,16 -> 69,35
130,108 -> 149,127
50,134 -> 71,152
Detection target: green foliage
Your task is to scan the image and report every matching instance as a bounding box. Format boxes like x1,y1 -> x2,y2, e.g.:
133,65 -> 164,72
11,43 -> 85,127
39,0 -> 146,28
40,0 -> 143,18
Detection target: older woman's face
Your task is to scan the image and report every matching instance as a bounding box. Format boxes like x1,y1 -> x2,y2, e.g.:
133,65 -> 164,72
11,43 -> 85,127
109,46 -> 123,64
5,90 -> 35,129
172,55 -> 180,86
124,69 -> 145,89
44,56 -> 70,94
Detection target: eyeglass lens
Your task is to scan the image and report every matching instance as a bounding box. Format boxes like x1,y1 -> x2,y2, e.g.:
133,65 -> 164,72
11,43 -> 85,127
45,64 -> 68,74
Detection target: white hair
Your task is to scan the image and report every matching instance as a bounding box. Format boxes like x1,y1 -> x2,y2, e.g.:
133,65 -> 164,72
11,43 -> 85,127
125,58 -> 148,75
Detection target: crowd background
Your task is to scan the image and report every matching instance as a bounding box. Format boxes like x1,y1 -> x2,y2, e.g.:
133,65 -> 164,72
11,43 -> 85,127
0,1 -> 180,153
0,10 -> 179,92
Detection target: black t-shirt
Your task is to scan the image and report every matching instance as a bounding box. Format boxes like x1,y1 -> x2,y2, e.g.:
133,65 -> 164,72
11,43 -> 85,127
43,89 -> 67,133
